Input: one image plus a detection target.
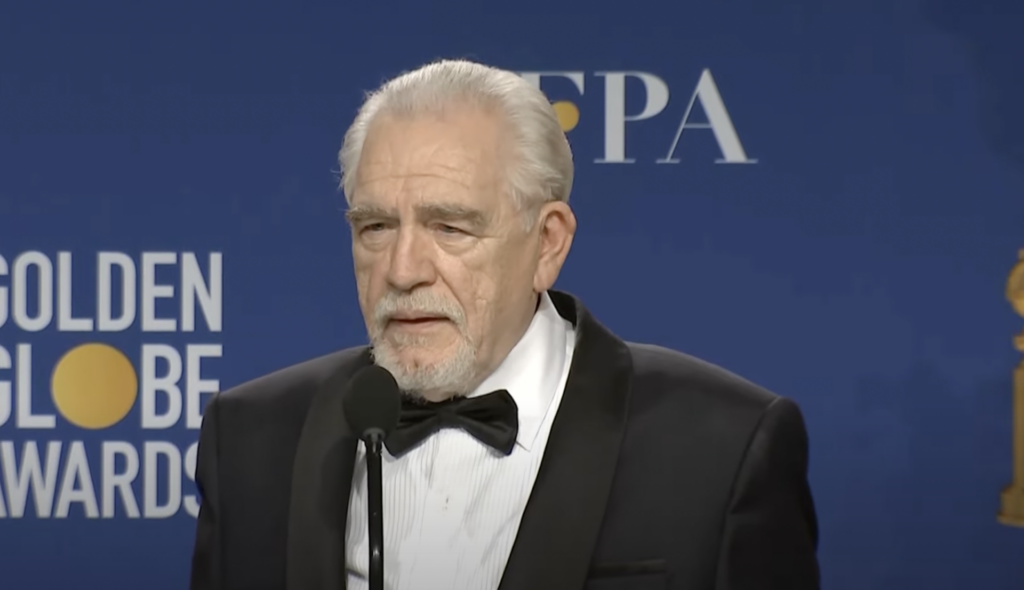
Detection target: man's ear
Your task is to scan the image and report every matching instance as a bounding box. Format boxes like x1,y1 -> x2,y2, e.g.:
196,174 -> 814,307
533,201 -> 577,292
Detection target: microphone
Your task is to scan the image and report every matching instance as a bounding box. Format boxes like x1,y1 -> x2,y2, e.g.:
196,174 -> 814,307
342,366 -> 401,590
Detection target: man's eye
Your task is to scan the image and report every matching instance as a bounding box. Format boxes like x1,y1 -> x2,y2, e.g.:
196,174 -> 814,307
363,223 -> 387,232
437,224 -> 462,234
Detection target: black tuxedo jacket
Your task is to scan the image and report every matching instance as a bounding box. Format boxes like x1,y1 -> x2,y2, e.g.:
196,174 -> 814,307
189,290 -> 820,590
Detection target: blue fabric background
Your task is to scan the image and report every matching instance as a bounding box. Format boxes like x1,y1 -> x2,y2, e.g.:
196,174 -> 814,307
1,1 -> 1022,587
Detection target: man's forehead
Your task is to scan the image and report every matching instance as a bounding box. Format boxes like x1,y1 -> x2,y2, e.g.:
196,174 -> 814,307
351,157 -> 506,211
354,140 -> 496,199
351,110 -> 513,214
350,175 -> 490,208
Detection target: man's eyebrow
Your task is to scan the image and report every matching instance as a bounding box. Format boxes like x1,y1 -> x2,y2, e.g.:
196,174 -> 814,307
344,202 -> 490,228
344,205 -> 392,225
416,203 -> 489,228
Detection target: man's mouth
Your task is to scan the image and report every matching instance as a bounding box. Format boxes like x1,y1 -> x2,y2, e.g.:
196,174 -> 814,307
390,314 -> 448,322
387,314 -> 451,329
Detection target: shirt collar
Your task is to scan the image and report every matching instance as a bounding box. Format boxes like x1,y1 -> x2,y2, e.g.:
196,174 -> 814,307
468,291 -> 570,452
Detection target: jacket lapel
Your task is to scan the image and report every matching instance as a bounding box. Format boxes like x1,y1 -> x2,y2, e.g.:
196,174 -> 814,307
286,350 -> 372,590
497,291 -> 633,590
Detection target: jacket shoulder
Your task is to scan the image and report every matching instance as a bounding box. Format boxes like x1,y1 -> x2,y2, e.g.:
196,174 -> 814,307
626,342 -> 784,417
215,346 -> 369,415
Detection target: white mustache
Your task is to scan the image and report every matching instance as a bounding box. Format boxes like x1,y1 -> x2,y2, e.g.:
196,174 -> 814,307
372,291 -> 466,329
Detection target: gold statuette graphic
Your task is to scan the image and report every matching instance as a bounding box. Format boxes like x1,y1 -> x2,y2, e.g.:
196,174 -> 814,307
999,249 -> 1024,528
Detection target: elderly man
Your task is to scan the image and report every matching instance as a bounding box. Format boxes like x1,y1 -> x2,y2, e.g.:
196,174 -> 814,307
188,59 -> 820,590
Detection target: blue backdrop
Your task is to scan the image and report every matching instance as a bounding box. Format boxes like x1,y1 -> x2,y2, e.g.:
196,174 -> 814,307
1,1 -> 1022,588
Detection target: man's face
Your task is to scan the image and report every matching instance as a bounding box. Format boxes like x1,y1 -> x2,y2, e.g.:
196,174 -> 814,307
347,107 -> 542,400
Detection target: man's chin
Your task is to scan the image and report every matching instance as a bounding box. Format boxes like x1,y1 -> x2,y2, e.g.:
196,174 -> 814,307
371,341 -> 436,366
378,331 -> 457,354
390,352 -> 451,372
371,342 -> 477,387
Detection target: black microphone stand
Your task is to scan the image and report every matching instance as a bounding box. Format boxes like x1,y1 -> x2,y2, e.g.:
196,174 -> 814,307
364,431 -> 385,590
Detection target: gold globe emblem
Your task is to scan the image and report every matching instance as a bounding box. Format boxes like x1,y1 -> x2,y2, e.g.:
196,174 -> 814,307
999,249 -> 1024,528
1009,249 -> 1024,328
51,343 -> 138,429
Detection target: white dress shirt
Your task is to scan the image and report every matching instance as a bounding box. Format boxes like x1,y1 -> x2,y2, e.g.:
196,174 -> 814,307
344,291 -> 576,590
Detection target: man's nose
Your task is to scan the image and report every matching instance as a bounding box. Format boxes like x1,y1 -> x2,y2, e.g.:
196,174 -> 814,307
385,226 -> 436,292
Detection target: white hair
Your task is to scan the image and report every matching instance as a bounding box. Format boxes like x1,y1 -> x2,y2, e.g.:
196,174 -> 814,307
338,59 -> 574,222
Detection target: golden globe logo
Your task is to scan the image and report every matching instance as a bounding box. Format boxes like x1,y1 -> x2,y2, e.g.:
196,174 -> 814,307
0,251 -> 221,520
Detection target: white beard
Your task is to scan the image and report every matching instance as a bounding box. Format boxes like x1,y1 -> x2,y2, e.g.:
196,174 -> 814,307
367,290 -> 480,399
370,333 -> 478,398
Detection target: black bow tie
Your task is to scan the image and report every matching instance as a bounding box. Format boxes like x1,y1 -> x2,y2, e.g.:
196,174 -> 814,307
383,389 -> 519,457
